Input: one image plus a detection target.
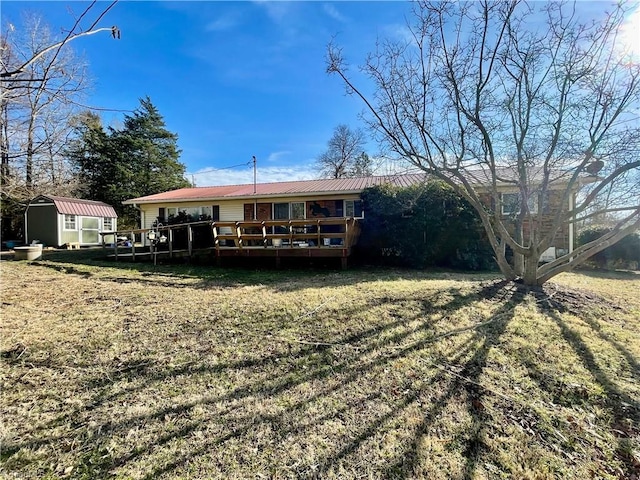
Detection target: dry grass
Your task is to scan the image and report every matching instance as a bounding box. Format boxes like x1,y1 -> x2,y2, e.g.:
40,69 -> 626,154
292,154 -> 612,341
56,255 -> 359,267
1,251 -> 639,479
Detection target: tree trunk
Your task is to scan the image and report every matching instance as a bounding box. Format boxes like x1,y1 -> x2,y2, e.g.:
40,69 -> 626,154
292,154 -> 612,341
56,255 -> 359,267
513,217 -> 525,276
0,99 -> 9,187
26,118 -> 34,188
522,253 -> 540,286
493,239 -> 517,281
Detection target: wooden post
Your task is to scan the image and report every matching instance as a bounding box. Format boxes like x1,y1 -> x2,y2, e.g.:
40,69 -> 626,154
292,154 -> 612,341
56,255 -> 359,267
168,227 -> 174,258
212,222 -> 218,249
235,222 -> 242,249
344,219 -> 349,248
288,220 -> 293,247
187,224 -> 193,258
130,230 -> 136,261
261,221 -> 267,247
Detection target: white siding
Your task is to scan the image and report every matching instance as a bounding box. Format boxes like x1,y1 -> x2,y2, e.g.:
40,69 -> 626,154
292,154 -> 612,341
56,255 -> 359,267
220,201 -> 244,221
142,206 -> 156,230
136,194 -> 364,231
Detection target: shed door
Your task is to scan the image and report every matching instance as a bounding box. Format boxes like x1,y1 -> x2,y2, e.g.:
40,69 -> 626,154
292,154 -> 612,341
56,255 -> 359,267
81,217 -> 100,244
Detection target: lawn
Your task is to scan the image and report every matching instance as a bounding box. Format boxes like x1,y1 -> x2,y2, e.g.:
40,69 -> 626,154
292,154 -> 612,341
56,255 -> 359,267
1,251 -> 639,479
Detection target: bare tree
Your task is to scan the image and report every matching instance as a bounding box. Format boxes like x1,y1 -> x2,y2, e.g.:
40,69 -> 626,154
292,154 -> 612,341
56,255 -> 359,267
0,1 -> 118,238
316,124 -> 373,178
3,16 -> 88,190
328,0 -> 640,286
0,1 -> 118,81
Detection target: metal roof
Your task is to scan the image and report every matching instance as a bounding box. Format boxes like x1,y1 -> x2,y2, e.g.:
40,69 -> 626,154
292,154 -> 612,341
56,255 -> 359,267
29,195 -> 118,218
122,167 -> 593,206
124,174 -> 428,204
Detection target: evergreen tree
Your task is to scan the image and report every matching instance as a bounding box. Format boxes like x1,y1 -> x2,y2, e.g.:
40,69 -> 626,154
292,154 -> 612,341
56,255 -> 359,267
69,98 -> 190,228
114,97 -> 188,197
350,152 -> 373,177
69,111 -> 112,200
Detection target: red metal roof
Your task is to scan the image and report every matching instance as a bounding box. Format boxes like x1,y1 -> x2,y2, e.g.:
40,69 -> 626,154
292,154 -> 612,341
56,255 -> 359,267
30,195 -> 118,218
124,174 -> 428,204
122,167 -> 592,206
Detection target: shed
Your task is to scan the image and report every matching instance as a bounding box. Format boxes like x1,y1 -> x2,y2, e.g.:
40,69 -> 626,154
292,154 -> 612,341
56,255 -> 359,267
24,195 -> 118,247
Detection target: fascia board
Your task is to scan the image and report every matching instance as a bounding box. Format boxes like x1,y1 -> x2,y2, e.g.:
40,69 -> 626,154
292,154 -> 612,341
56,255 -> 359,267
123,190 -> 366,205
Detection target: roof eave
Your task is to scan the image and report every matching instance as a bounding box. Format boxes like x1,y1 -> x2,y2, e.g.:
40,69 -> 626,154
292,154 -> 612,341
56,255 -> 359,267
123,189 -> 367,205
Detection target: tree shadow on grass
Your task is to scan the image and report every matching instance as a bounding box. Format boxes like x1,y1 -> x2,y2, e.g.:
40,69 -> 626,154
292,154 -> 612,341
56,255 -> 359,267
134,367 -> 460,479
533,293 -> 640,478
137,299 -> 497,480
3,279 -> 526,479
540,290 -> 640,383
371,281 -> 523,479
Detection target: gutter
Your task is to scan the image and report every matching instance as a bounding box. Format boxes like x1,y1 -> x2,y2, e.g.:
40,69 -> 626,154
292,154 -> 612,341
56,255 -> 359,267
129,203 -> 142,228
122,189 -> 368,206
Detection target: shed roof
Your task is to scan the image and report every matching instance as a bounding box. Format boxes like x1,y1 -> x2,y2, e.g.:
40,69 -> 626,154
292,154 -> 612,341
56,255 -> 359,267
124,174 -> 428,204
29,195 -> 118,218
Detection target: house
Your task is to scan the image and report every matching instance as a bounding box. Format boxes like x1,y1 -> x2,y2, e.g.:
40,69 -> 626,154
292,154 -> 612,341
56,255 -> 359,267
471,166 -> 594,261
123,174 -> 426,233
121,171 -> 587,264
119,175 -> 426,266
24,195 -> 118,248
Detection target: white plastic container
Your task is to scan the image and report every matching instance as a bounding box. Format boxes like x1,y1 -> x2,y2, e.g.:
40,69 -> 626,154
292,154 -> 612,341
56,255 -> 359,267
14,244 -> 43,261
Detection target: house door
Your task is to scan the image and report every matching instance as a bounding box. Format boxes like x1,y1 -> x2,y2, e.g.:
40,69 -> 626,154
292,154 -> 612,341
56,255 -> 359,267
81,217 -> 100,244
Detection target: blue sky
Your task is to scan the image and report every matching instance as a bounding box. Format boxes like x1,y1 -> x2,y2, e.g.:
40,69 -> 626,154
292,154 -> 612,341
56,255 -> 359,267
1,1 -> 416,186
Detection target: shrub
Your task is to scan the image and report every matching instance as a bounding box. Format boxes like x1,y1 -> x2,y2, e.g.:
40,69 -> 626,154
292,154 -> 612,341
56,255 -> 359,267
577,227 -> 640,270
357,182 -> 494,270
164,211 -> 213,250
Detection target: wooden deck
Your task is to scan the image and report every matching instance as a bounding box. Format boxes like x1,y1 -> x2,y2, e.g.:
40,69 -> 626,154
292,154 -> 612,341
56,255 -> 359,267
101,218 -> 360,268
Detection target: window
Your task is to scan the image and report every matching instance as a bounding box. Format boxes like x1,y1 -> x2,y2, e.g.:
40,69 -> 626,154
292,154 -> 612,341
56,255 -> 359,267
501,193 -> 540,215
212,205 -> 220,222
274,203 -> 290,220
103,217 -> 113,231
64,214 -> 77,230
345,200 -> 364,218
184,207 -> 201,219
501,193 -> 520,215
291,202 -> 305,219
166,206 -> 214,222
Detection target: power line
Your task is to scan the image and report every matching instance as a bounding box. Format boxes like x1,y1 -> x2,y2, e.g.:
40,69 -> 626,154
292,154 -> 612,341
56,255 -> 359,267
186,161 -> 252,177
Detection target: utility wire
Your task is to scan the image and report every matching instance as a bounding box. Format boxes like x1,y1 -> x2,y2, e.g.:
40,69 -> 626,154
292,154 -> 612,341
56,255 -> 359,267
186,161 -> 252,177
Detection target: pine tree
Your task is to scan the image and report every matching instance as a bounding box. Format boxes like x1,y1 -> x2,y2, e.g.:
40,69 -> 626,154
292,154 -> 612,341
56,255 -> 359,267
70,98 -> 190,228
114,97 -> 188,197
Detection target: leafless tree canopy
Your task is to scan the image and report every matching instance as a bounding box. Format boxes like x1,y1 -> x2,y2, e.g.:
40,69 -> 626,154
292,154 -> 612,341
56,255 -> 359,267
316,124 -> 373,178
1,15 -> 88,195
328,0 -> 640,285
0,1 -> 118,238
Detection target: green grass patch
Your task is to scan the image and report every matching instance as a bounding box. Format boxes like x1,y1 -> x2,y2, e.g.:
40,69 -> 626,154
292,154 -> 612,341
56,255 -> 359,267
1,255 -> 639,479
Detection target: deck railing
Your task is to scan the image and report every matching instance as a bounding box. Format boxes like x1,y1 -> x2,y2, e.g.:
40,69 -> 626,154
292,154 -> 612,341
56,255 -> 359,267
100,217 -> 361,265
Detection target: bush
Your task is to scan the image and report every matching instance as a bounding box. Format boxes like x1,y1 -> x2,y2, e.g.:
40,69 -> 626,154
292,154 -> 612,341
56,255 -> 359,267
164,211 -> 213,250
577,227 -> 640,270
356,182 -> 494,270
